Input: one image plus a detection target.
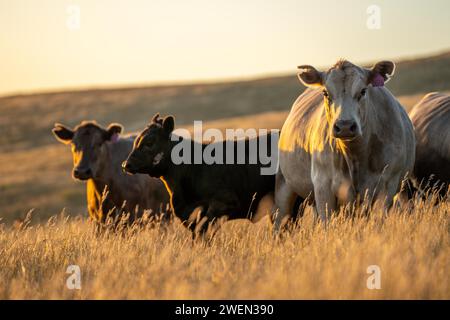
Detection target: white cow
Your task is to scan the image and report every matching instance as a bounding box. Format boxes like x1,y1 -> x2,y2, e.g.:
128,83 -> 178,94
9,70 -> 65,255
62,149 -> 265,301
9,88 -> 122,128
409,92 -> 450,196
273,60 -> 415,231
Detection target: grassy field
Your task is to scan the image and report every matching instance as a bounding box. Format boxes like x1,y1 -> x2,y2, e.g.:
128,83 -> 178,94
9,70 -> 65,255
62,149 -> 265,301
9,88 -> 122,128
0,51 -> 449,299
0,195 -> 448,299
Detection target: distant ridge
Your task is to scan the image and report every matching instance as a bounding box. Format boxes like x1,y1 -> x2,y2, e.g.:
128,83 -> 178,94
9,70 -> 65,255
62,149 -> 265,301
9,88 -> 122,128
1,49 -> 450,153
2,49 -> 450,99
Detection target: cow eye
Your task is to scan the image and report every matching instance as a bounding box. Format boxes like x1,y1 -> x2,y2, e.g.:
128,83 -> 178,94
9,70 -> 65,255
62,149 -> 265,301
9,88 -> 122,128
360,88 -> 367,97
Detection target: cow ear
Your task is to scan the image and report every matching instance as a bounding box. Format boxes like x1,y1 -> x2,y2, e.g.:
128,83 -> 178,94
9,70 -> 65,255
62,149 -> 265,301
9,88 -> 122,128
162,116 -> 175,134
151,113 -> 160,123
105,123 -> 123,141
368,61 -> 395,86
297,65 -> 323,88
52,123 -> 74,144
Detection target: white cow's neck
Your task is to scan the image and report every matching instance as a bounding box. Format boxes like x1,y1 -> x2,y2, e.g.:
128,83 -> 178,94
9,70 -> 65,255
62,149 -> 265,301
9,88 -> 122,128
333,135 -> 369,194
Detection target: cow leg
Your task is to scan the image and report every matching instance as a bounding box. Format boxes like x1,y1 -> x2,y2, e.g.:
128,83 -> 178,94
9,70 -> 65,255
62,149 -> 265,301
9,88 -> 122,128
380,174 -> 403,212
195,207 -> 223,241
195,195 -> 240,240
392,175 -> 416,212
173,202 -> 207,235
291,196 -> 307,222
100,191 -> 118,226
272,171 -> 297,234
313,176 -> 336,225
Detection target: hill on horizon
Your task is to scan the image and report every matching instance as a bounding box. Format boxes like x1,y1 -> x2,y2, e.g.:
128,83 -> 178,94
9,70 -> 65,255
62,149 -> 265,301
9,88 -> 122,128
1,50 -> 450,153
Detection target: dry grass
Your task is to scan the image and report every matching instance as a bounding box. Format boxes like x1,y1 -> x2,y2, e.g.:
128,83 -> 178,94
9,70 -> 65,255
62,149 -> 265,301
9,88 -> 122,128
1,195 -> 448,300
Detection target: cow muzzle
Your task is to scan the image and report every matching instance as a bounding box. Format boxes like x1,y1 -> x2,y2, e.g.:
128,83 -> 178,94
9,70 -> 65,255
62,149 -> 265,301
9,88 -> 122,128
122,160 -> 137,175
73,167 -> 92,180
332,120 -> 360,140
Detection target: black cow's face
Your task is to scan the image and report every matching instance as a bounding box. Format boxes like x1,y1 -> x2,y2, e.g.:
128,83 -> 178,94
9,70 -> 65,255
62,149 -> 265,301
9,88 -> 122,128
123,114 -> 174,178
52,122 -> 122,180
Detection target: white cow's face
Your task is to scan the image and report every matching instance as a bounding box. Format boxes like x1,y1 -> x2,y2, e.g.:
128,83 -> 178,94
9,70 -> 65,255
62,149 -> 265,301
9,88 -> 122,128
297,60 -> 395,142
322,64 -> 367,140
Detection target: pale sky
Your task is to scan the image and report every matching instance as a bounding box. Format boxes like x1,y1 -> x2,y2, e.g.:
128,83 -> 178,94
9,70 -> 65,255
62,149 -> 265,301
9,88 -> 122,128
0,0 -> 449,96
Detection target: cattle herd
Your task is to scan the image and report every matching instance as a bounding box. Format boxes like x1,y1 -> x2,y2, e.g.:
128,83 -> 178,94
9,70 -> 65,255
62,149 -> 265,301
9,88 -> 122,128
52,60 -> 450,238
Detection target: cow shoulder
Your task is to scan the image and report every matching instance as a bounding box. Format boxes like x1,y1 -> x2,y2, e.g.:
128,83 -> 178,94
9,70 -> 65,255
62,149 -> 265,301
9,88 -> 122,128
368,88 -> 415,172
412,92 -> 450,160
280,88 -> 325,154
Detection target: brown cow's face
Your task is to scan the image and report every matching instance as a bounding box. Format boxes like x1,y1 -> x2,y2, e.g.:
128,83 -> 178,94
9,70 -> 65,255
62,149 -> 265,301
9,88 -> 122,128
297,60 -> 395,142
123,114 -> 174,178
52,122 -> 123,180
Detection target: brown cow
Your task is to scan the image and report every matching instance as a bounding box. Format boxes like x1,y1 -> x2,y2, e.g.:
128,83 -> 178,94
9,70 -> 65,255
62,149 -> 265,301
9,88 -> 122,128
52,121 -> 170,227
273,60 -> 415,232
409,92 -> 450,196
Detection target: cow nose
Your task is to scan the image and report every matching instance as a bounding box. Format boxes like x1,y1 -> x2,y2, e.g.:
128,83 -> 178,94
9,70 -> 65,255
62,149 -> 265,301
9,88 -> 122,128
333,120 -> 358,138
73,167 -> 92,179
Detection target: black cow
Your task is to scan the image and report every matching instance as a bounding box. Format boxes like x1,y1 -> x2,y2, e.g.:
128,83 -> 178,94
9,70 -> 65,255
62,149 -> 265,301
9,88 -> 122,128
122,114 -> 277,238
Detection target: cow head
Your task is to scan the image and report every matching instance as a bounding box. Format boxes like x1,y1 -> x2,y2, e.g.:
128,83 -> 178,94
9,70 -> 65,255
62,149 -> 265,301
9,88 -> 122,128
52,121 -> 123,180
297,60 -> 395,141
122,114 -> 175,178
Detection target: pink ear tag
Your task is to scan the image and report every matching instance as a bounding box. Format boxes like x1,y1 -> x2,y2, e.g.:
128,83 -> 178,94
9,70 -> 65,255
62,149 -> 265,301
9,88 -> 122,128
111,133 -> 120,143
372,73 -> 385,87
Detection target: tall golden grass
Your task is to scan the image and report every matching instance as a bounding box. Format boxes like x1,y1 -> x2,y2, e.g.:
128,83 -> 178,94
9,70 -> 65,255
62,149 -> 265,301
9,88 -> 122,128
1,193 -> 448,299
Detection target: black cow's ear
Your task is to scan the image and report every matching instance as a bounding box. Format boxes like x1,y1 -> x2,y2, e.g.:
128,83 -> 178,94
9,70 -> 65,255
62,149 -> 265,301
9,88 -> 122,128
151,113 -> 160,123
52,123 -> 74,144
162,116 -> 175,134
105,123 -> 123,141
